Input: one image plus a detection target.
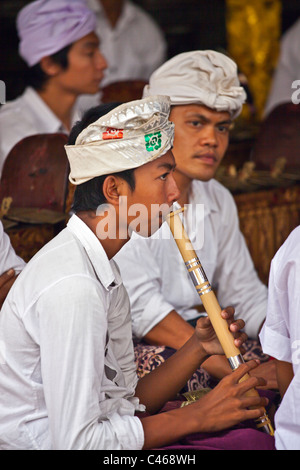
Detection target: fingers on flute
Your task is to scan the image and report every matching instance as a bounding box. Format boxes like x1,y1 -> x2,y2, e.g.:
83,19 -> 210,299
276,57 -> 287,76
240,395 -> 269,413
220,308 -> 246,334
220,306 -> 235,320
238,397 -> 270,424
233,332 -> 248,348
231,360 -> 266,386
230,318 -> 245,331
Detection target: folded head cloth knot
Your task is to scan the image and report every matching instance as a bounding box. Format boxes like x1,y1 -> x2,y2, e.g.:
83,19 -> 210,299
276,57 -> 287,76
65,95 -> 174,185
143,50 -> 246,119
17,0 -> 97,67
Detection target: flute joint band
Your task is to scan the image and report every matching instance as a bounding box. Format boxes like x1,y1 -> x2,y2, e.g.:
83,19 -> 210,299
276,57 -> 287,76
227,354 -> 245,370
185,258 -> 212,296
255,415 -> 275,436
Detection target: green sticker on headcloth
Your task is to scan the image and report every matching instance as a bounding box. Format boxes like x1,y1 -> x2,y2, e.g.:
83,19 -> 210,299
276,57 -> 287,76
144,131 -> 162,152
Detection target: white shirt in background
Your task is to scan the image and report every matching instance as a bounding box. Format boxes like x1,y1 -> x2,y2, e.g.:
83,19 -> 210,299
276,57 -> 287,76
0,87 -> 80,177
0,221 -> 25,275
260,226 -> 300,450
86,0 -> 167,87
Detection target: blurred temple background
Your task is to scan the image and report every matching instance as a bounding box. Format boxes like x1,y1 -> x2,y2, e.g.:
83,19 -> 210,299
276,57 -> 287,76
0,0 -> 300,283
1,0 -> 300,110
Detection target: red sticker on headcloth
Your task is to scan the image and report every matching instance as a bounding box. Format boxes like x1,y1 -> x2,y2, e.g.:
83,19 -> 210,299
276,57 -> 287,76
102,128 -> 124,140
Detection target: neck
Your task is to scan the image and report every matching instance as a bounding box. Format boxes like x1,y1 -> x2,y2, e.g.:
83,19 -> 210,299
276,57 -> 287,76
174,171 -> 192,206
38,84 -> 77,131
77,209 -> 129,259
100,0 -> 124,27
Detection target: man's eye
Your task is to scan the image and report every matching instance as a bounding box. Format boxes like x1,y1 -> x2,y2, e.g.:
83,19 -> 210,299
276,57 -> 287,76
188,121 -> 202,127
84,48 -> 97,57
217,125 -> 230,133
160,173 -> 169,180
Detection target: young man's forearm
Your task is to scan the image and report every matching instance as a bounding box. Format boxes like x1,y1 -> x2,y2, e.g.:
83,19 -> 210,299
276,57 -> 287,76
140,402 -> 201,449
143,309 -> 232,380
276,359 -> 294,398
143,309 -> 194,349
135,333 -> 209,413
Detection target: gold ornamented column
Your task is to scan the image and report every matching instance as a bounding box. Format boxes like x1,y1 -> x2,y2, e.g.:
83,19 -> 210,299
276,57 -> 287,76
226,0 -> 281,120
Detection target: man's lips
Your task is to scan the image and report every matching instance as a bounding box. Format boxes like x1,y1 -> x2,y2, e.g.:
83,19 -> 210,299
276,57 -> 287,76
193,153 -> 218,165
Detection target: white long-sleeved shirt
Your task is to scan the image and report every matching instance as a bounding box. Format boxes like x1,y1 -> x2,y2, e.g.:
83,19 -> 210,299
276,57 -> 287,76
86,0 -> 167,87
114,179 -> 268,340
0,87 -> 80,177
0,221 -> 25,276
260,226 -> 300,450
0,215 -> 144,450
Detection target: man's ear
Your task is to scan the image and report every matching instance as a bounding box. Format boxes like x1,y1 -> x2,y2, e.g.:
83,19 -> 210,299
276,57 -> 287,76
39,56 -> 62,77
102,175 -> 127,206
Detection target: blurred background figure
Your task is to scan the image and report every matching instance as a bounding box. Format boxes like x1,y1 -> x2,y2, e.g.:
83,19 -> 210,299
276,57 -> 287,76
86,0 -> 167,87
76,0 -> 168,112
0,0 -> 107,177
264,17 -> 300,118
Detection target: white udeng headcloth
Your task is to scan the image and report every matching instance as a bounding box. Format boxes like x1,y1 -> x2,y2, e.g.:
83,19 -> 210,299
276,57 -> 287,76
143,50 -> 246,118
65,95 -> 174,185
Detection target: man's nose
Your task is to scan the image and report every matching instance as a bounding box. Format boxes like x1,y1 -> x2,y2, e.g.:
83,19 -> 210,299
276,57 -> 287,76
167,173 -> 180,204
96,50 -> 108,71
199,125 -> 218,147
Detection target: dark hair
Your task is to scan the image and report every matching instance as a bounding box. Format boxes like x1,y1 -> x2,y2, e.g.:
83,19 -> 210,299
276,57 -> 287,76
26,44 -> 72,91
69,103 -> 136,213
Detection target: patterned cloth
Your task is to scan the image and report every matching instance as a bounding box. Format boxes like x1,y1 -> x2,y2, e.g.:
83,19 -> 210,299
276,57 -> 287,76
134,339 -> 270,392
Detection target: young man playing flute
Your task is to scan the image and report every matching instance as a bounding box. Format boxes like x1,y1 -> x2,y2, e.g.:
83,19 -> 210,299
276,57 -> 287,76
0,96 -> 274,450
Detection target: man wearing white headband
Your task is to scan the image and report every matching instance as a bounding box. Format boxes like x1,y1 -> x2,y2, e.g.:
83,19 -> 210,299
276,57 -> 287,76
0,0 -> 107,177
0,96 -> 274,450
115,50 -> 276,390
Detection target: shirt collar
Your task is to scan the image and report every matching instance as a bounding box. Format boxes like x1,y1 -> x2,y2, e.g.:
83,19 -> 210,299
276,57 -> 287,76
189,180 -> 219,215
173,180 -> 218,217
23,87 -> 80,134
88,0 -> 135,29
67,214 -> 121,290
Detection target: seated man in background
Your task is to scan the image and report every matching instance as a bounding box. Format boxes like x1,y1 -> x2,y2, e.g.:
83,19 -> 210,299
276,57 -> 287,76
114,50 -> 277,390
86,0 -> 167,87
77,0 -> 167,112
0,0 -> 107,177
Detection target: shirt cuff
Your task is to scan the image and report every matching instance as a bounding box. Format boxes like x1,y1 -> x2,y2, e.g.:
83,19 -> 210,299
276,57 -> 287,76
259,324 -> 292,362
109,413 -> 145,450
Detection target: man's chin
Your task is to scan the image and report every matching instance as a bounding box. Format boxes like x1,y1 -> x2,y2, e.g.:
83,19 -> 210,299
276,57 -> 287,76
195,172 -> 216,182
184,164 -> 219,183
130,220 -> 164,239
196,162 -> 221,181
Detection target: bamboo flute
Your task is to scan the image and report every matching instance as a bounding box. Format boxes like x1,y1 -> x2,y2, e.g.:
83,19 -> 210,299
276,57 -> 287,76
166,207 -> 274,436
